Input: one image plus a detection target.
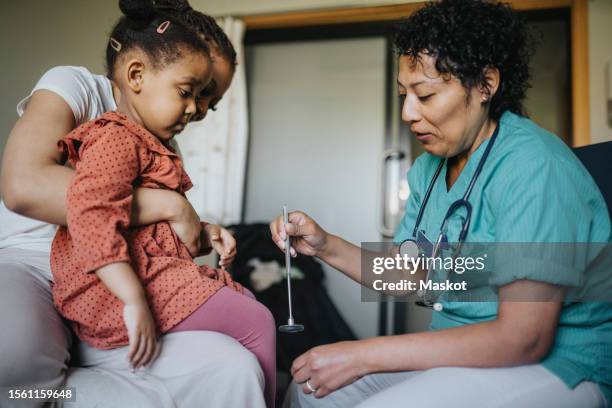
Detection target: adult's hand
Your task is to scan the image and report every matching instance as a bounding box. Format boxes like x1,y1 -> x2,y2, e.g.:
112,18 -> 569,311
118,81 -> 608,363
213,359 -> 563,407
269,211 -> 328,258
163,193 -> 202,257
270,211 -> 365,284
291,341 -> 368,398
132,188 -> 202,256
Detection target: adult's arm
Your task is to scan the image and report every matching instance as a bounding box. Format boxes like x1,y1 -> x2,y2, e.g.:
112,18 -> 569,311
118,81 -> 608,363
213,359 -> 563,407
270,211 -> 424,289
1,90 -> 202,254
291,280 -> 563,397
1,90 -> 75,224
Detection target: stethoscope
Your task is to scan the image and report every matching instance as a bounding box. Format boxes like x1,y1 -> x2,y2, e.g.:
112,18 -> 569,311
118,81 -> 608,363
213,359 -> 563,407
399,123 -> 500,309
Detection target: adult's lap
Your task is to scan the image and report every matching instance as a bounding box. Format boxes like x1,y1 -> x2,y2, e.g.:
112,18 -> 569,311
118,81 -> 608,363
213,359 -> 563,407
68,331 -> 266,408
356,365 -> 605,408
284,365 -> 605,408
0,252 -> 71,407
0,249 -> 266,407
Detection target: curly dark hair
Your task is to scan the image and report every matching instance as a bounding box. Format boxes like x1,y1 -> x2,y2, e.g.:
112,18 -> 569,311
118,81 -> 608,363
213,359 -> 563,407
106,0 -> 237,79
394,0 -> 535,120
106,0 -> 210,78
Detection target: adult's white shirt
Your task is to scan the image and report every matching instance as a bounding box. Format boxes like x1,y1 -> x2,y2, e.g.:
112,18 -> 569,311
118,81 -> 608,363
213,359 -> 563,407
0,66 -> 117,258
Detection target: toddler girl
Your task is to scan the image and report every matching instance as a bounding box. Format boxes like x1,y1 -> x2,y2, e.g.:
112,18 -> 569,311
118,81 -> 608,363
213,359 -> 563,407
50,2 -> 275,406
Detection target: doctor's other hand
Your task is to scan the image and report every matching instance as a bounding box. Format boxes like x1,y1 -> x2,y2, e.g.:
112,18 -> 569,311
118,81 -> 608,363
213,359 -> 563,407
270,210 -> 328,258
291,341 -> 367,398
202,223 -> 237,269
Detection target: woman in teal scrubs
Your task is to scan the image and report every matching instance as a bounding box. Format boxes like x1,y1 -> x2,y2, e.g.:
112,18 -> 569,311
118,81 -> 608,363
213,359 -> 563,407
271,0 -> 611,407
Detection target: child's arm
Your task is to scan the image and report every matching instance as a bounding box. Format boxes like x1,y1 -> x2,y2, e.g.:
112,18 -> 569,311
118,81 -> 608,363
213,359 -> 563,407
96,261 -> 157,368
95,262 -> 145,305
66,126 -> 141,273
65,124 -> 156,367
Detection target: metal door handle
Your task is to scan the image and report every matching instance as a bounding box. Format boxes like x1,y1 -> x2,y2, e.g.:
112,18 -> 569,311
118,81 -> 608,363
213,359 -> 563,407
379,148 -> 406,238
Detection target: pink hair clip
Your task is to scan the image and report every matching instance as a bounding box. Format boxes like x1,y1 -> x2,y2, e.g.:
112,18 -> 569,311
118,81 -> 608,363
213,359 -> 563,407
157,20 -> 170,34
109,37 -> 122,52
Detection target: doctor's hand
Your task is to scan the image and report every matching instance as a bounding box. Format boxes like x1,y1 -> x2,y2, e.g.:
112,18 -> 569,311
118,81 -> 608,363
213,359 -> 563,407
270,211 -> 328,258
291,341 -> 368,398
201,223 -> 237,269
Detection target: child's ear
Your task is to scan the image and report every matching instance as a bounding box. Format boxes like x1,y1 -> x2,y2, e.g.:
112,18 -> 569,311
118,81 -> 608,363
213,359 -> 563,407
125,59 -> 146,93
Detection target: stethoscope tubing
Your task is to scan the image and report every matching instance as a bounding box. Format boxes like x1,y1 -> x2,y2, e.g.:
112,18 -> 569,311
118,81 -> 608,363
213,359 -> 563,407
410,122 -> 500,242
404,122 -> 501,307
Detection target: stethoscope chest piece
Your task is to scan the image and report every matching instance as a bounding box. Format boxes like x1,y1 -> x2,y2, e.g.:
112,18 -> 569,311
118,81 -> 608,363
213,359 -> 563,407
398,239 -> 420,260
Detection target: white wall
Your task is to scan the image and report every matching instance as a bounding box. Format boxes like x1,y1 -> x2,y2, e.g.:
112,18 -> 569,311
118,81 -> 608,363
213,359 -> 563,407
0,1 -> 121,164
589,0 -> 612,143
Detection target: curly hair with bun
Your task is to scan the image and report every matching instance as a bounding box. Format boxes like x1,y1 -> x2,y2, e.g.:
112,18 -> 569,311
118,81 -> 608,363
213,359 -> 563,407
394,0 -> 535,120
106,0 -> 210,78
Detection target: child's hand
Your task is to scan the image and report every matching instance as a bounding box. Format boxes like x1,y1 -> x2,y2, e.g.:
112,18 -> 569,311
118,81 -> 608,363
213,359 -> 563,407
202,223 -> 237,269
123,300 -> 158,369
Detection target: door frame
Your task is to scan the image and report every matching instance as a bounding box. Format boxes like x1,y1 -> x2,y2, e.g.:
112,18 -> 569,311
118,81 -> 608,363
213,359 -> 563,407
242,0 -> 590,146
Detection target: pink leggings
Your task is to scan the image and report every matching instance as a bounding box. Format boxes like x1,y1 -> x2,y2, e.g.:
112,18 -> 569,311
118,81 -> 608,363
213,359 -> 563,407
168,287 -> 276,408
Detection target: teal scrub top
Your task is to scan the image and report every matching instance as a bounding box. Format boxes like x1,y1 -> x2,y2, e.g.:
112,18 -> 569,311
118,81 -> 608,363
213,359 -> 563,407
394,111 -> 612,402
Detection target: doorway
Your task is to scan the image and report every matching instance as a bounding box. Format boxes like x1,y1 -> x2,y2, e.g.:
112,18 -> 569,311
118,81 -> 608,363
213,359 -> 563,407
244,30 -> 387,339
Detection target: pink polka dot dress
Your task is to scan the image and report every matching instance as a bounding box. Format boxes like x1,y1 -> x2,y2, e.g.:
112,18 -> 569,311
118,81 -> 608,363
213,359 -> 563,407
50,111 -> 243,350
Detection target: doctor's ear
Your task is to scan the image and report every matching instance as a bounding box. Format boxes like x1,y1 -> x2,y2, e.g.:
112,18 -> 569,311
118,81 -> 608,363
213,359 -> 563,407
125,59 -> 146,93
479,66 -> 500,104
